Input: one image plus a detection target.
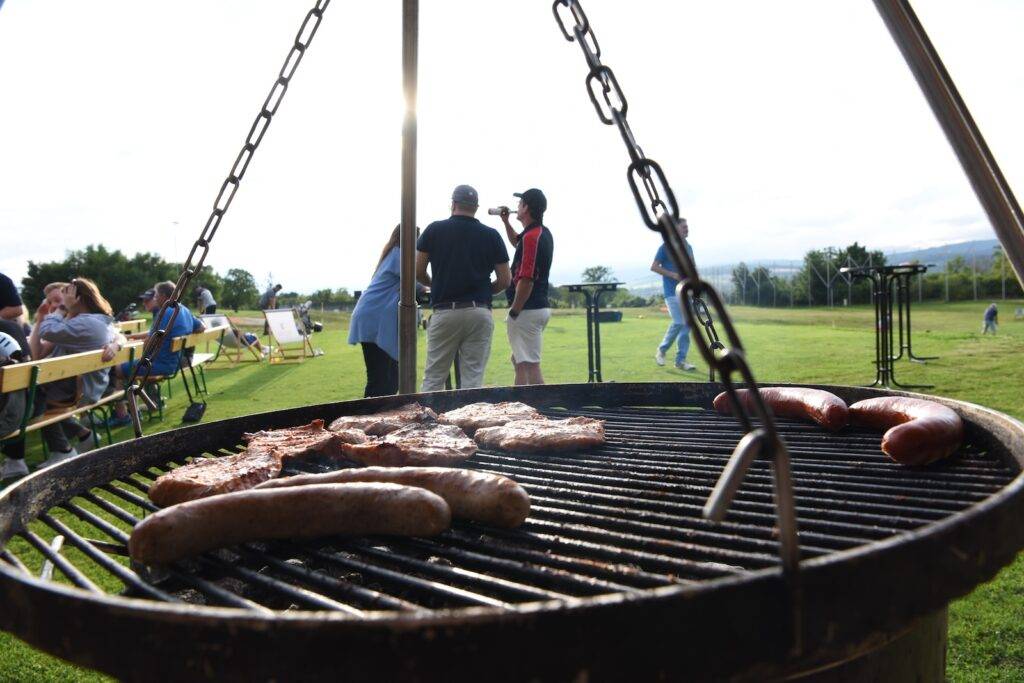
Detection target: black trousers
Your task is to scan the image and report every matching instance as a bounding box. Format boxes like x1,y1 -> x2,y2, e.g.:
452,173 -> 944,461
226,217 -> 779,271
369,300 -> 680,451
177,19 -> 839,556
360,343 -> 398,397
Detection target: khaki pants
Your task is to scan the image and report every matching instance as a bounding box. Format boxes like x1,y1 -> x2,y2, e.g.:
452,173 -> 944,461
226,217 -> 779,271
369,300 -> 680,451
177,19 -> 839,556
422,307 -> 494,392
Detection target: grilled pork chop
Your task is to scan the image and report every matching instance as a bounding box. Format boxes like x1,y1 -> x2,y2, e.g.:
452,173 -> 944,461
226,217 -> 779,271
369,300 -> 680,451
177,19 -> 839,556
473,416 -> 606,453
149,420 -> 341,507
328,402 -> 438,436
339,423 -> 477,467
437,401 -> 544,435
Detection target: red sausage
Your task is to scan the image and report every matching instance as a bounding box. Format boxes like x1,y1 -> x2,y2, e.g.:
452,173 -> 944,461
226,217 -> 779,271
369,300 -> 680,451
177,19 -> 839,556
713,387 -> 849,431
848,397 -> 964,466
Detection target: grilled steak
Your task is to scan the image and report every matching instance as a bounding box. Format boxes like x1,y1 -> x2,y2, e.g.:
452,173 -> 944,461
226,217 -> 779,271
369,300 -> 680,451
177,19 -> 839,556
328,402 -> 438,436
148,450 -> 284,508
437,401 -> 544,435
149,420 -> 341,507
473,416 -> 606,453
242,419 -> 343,456
339,423 -> 477,467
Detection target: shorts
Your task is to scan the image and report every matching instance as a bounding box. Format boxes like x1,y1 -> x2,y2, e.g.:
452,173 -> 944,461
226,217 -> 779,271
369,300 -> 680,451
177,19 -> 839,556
506,308 -> 551,364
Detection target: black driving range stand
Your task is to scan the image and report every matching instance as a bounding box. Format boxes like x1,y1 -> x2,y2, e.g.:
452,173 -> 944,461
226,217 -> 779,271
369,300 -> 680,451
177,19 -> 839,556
566,282 -> 622,383
840,264 -> 937,389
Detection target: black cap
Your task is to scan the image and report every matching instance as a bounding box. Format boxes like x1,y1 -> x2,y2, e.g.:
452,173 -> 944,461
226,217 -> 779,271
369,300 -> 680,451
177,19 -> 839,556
513,188 -> 547,218
139,289 -> 155,301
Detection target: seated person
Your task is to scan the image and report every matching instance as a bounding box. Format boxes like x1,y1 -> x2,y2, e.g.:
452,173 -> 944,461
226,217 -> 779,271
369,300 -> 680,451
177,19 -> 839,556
237,327 -> 268,356
108,281 -> 205,426
29,281 -> 69,360
29,278 -> 117,464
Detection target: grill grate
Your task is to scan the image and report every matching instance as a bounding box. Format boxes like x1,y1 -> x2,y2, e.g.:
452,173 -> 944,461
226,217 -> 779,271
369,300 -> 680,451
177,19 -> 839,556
2,405 -> 1016,616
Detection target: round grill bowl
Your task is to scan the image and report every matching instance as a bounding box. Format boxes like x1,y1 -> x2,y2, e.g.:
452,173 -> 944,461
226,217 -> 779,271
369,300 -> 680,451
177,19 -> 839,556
1,382 -> 1022,681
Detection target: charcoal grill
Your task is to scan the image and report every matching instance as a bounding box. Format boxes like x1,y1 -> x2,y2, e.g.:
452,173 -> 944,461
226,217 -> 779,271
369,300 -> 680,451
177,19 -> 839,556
1,382 -> 1023,681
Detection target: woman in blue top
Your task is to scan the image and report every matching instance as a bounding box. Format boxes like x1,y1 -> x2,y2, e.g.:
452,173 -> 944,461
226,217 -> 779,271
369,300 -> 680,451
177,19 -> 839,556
348,226 -> 417,396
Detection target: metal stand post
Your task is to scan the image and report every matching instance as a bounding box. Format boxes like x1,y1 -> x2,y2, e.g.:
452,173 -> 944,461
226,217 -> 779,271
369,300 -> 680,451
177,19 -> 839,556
842,264 -> 934,389
567,282 -> 621,383
397,0 -> 419,394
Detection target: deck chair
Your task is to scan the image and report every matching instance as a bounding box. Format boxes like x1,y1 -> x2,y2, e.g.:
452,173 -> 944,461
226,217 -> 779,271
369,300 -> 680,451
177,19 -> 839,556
200,314 -> 262,365
263,308 -> 317,364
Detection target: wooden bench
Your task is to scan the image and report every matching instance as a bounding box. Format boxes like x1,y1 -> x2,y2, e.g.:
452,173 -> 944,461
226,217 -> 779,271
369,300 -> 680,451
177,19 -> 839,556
115,319 -> 148,334
0,342 -> 145,449
171,325 -> 228,396
132,325 -> 228,414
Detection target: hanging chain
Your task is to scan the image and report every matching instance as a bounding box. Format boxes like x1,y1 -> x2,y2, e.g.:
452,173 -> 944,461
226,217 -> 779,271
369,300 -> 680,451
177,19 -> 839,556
125,0 -> 331,437
552,0 -> 802,619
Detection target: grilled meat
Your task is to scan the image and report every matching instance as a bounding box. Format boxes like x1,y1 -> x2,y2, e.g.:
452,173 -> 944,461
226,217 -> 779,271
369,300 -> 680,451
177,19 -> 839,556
258,466 -> 531,528
149,420 -> 340,507
328,402 -> 438,436
339,423 -> 477,467
437,401 -> 545,435
473,416 -> 605,453
131,483 -> 452,565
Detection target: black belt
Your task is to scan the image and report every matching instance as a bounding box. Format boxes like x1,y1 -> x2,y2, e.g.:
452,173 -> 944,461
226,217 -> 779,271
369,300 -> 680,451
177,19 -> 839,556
432,301 -> 491,311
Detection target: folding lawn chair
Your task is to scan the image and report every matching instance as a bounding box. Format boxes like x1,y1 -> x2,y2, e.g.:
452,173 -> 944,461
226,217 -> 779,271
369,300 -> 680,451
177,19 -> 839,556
199,314 -> 262,365
263,308 -> 318,364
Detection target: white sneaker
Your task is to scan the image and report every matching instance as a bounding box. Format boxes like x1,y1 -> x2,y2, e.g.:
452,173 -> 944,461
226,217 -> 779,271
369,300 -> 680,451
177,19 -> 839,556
676,361 -> 697,371
77,432 -> 97,453
654,349 -> 666,366
1,458 -> 29,480
43,447 -> 78,467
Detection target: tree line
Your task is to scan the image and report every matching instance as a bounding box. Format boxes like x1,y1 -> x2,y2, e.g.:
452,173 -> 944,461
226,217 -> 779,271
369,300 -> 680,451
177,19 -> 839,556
18,246 -> 641,314
730,242 -> 1023,307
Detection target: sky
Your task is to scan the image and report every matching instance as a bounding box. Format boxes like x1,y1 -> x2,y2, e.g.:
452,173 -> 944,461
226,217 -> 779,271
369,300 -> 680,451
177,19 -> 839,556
0,1 -> 1021,294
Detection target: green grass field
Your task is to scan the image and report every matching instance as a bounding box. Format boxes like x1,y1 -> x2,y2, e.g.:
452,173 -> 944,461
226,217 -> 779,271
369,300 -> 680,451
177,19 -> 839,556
2,300 -> 1023,681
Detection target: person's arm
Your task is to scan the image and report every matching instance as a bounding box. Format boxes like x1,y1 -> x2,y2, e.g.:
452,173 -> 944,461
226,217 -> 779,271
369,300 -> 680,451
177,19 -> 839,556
500,210 -> 519,247
0,304 -> 24,321
650,258 -> 681,281
491,262 -> 512,294
37,306 -> 83,345
101,329 -> 129,362
415,250 -> 432,287
28,302 -> 51,359
507,278 -> 534,316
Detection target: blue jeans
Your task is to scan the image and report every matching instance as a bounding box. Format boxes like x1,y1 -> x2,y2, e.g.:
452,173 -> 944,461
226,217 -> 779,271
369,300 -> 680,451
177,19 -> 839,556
659,295 -> 691,364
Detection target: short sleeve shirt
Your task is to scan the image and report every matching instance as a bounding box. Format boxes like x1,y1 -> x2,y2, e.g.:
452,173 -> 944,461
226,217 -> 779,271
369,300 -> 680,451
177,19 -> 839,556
198,288 -> 216,309
506,223 -> 554,309
150,305 -> 198,374
348,247 -> 402,361
416,216 -> 509,306
654,241 -> 694,299
0,273 -> 22,310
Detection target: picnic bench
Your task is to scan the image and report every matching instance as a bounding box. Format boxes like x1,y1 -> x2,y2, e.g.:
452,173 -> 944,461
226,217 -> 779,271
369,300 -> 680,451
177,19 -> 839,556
115,319 -> 147,334
0,341 -> 145,450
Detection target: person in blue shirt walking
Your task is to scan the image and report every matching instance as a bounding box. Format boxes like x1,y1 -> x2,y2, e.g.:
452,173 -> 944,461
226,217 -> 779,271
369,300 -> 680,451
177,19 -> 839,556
650,219 -> 696,371
348,225 -> 421,397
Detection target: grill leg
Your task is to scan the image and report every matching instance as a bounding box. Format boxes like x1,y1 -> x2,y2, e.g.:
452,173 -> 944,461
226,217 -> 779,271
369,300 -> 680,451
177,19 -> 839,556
781,608 -> 947,682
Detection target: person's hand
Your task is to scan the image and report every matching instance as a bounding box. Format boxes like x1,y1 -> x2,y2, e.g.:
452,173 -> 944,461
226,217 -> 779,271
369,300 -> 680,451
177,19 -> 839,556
35,301 -> 51,319
499,206 -> 511,223
101,341 -> 121,362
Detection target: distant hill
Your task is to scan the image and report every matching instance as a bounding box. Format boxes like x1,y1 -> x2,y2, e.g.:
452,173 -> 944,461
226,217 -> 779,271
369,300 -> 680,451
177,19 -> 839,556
551,238 -> 1005,297
885,238 -> 1001,269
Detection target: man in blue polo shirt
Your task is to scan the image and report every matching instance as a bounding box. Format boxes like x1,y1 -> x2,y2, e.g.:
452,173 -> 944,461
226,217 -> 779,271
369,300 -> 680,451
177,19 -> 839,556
416,184 -> 511,391
650,219 -> 696,371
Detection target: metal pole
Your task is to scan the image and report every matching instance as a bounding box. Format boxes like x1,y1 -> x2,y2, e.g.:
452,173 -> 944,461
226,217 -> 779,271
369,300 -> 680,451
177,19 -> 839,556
873,0 -> 1024,290
398,0 -> 419,394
